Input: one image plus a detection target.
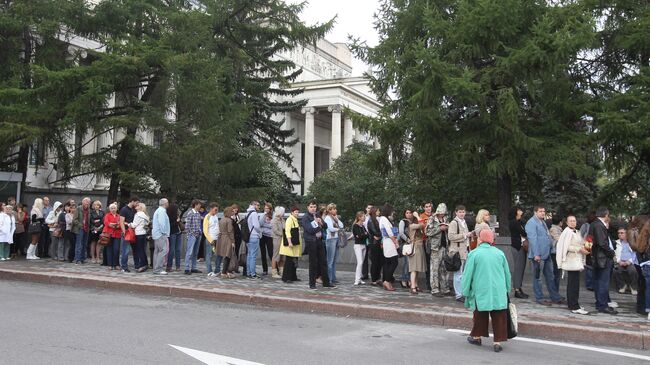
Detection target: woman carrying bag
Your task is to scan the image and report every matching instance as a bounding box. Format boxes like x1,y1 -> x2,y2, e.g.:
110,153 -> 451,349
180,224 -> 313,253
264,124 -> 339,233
281,205 -> 302,283
407,211 -> 427,294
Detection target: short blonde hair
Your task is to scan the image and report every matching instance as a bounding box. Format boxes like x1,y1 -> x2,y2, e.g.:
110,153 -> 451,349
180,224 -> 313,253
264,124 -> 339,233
476,209 -> 490,225
137,202 -> 147,212
93,200 -> 102,209
326,203 -> 337,214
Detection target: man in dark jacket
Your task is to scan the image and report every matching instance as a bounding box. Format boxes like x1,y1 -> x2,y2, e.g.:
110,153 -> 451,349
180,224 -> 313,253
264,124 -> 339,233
301,200 -> 334,289
589,207 -> 617,315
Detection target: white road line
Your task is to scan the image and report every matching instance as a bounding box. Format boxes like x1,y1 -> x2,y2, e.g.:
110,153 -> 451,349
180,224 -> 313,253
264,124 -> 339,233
446,329 -> 650,361
169,345 -> 266,365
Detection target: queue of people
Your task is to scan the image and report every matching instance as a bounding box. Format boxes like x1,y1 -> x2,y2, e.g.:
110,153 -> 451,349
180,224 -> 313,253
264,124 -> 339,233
1,196 -> 648,329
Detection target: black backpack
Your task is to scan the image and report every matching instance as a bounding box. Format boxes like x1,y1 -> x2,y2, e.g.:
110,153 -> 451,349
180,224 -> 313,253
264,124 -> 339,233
240,211 -> 254,243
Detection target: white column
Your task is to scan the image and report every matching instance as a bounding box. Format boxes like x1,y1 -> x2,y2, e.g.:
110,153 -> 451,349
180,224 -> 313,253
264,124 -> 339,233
328,105 -> 342,163
301,107 -> 316,192
344,116 -> 354,149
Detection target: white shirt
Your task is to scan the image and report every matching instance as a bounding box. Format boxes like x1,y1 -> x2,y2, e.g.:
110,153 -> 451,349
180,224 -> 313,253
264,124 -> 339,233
379,216 -> 398,258
131,212 -> 150,236
208,214 -> 219,241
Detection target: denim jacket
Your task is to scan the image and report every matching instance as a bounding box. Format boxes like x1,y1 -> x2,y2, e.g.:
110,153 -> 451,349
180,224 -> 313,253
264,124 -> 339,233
525,217 -> 552,260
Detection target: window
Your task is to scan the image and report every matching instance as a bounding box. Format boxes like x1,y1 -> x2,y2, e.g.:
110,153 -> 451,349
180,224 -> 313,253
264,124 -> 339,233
29,140 -> 45,166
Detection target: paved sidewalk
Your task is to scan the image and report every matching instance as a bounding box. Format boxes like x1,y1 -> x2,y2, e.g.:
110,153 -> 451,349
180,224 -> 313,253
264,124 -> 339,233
0,257 -> 648,349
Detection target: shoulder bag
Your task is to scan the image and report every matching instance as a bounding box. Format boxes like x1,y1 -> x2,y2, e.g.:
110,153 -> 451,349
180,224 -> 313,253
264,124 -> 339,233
98,231 -> 111,246
507,297 -> 518,339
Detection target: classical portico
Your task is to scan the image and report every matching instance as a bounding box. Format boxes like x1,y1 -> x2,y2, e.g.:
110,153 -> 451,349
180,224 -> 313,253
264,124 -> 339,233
282,77 -> 381,195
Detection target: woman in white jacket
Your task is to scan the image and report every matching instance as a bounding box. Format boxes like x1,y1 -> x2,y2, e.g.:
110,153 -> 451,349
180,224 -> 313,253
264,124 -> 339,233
0,203 -> 16,260
556,215 -> 589,315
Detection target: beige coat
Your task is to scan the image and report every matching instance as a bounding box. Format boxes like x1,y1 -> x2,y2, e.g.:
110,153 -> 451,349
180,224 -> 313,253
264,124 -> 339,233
447,218 -> 469,260
215,216 -> 235,258
556,227 -> 585,271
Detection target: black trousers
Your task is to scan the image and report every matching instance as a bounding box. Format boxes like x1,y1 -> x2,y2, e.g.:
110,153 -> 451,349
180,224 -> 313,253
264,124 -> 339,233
221,256 -> 231,275
307,240 -> 329,287
235,239 -> 246,273
383,256 -> 398,283
39,228 -> 50,257
369,243 -> 384,282
197,235 -> 205,259
362,247 -> 369,279
282,256 -> 298,282
425,250 -> 432,291
259,236 -> 274,273
567,270 -> 581,310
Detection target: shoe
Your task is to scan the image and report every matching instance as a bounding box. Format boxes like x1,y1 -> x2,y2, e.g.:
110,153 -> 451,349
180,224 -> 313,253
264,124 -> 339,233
137,267 -> 146,273
309,285 -> 317,290
184,270 -> 191,275
493,344 -> 503,353
467,336 -> 481,346
553,298 -> 567,305
282,280 -> 292,284
598,307 -> 618,315
400,281 -> 408,288
316,277 -> 323,284
410,289 -> 418,295
332,280 -> 339,284
191,269 -> 202,274
75,261 -> 80,265
456,296 -> 465,303
571,308 -> 589,315
647,313 -> 650,321
0,258 -> 5,261
608,301 -> 619,308
323,284 -> 336,288
536,300 -> 552,306
154,271 -> 168,275
207,272 -> 215,277
619,286 -> 627,294
354,281 -> 365,286
262,272 -> 268,276
373,280 -> 383,286
272,274 -> 282,279
121,269 -> 130,273
383,282 -> 395,291
632,289 -> 638,295
361,276 -> 369,281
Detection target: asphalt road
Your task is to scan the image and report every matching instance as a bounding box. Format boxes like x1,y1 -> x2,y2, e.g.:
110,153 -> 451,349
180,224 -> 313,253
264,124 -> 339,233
0,280 -> 647,365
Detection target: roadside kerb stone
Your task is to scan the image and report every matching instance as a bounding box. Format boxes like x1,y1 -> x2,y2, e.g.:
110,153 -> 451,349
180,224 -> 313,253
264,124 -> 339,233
0,267 -> 646,350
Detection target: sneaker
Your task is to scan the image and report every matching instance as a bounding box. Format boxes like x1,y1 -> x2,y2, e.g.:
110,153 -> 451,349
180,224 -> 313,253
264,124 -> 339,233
309,285 -> 317,290
272,274 -> 282,279
631,289 -> 638,295
456,296 -> 465,303
207,272 -> 215,277
121,269 -> 130,273
184,270 -> 191,275
536,300 -> 552,306
608,301 -> 619,308
571,308 -> 589,315
598,307 -> 618,315
0,258 -> 5,261
159,271 -> 168,275
618,286 -> 627,294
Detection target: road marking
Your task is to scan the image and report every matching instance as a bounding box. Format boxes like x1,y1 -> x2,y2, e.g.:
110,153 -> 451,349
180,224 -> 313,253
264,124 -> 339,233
446,329 -> 650,361
169,345 -> 266,365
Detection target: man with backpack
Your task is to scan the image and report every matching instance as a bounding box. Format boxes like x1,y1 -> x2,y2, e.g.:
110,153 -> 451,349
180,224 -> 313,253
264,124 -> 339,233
447,205 -> 472,302
243,201 -> 262,279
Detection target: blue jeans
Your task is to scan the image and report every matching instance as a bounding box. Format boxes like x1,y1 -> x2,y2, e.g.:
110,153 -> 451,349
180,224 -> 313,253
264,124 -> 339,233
120,237 -> 132,270
214,255 -> 222,274
642,265 -> 650,313
401,256 -> 410,281
593,260 -> 613,310
325,238 -> 339,283
453,259 -> 466,299
185,235 -> 199,271
74,229 -> 89,262
585,266 -> 593,290
205,239 -> 213,273
531,258 -> 562,302
246,238 -> 260,276
167,232 -> 182,269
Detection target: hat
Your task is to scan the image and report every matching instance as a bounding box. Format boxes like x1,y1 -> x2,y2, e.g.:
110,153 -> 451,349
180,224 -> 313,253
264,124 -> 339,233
435,203 -> 447,215
52,201 -> 62,211
479,229 -> 494,245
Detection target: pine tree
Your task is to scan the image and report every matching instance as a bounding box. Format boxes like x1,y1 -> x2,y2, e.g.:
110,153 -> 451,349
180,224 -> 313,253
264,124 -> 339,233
351,0 -> 596,232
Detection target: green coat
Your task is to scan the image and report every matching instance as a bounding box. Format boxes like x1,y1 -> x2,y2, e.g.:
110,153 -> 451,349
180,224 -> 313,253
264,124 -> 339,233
462,243 -> 511,311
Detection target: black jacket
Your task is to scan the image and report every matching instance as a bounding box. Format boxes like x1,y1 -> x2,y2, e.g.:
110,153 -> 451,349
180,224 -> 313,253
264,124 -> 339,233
588,218 -> 615,269
509,218 -> 527,250
352,224 -> 368,245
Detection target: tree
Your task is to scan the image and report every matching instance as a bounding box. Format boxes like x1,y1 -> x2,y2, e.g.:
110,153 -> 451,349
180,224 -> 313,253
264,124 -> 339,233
351,0 -> 596,233
0,0 -> 331,205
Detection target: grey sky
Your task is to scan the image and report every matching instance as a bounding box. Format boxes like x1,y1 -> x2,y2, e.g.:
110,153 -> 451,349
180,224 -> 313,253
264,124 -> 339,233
285,0 -> 381,75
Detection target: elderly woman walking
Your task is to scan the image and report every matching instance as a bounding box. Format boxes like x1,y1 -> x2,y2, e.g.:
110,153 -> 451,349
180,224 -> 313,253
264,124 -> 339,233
463,230 -> 512,353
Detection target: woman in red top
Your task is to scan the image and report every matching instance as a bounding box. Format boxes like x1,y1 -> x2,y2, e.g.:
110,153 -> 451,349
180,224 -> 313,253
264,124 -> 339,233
103,203 -> 121,270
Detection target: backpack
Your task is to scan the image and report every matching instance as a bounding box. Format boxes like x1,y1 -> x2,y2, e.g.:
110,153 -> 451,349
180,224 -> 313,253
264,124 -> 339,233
240,211 -> 254,243
444,251 -> 461,272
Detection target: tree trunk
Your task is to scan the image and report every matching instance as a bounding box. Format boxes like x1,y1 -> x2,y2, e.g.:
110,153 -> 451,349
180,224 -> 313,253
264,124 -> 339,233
497,172 -> 512,236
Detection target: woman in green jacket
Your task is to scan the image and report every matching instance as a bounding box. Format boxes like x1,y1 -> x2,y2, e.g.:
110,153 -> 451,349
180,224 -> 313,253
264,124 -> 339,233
462,229 -> 511,353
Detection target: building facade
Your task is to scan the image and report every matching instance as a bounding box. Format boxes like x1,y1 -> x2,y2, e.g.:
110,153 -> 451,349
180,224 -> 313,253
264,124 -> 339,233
5,37 -> 380,204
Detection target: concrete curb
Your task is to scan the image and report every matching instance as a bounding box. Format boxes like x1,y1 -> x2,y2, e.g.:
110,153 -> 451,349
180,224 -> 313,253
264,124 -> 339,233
0,268 -> 645,350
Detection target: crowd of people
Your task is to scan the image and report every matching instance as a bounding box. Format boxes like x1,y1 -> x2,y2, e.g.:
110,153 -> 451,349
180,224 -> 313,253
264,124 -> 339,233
1,194 -> 649,351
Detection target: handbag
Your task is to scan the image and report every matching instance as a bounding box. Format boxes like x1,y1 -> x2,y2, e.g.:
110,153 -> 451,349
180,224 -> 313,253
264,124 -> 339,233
98,232 -> 111,246
401,243 -> 414,256
507,298 -> 518,339
469,235 -> 478,251
443,251 -> 462,271
52,227 -> 63,238
28,221 -> 42,234
124,227 -> 136,243
337,233 -> 350,249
